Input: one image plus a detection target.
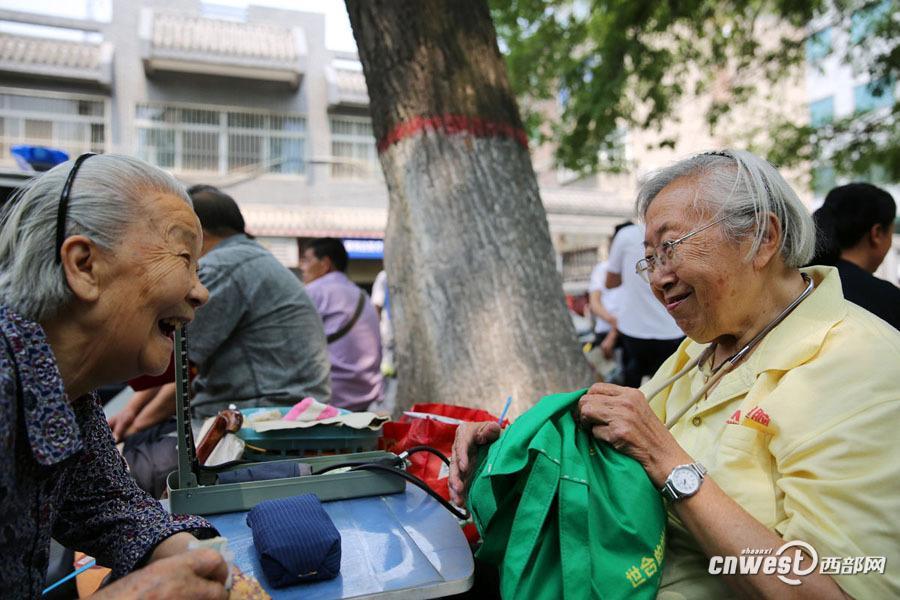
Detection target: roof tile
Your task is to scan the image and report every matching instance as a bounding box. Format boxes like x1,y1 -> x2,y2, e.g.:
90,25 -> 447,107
152,12 -> 297,64
0,33 -> 100,71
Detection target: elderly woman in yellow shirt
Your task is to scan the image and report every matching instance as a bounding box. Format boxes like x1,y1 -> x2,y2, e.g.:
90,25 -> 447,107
451,149 -> 900,599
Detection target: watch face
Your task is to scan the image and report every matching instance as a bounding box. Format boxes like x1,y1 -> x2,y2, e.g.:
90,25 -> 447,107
671,466 -> 700,494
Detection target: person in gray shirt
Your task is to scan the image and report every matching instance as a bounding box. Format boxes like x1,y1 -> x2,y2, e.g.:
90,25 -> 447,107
187,186 -> 331,416
108,186 -> 330,495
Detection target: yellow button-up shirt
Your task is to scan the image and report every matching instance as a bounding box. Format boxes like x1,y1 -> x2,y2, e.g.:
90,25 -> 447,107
644,266 -> 900,599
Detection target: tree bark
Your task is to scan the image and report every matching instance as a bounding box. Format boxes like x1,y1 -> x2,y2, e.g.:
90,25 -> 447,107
346,0 -> 594,417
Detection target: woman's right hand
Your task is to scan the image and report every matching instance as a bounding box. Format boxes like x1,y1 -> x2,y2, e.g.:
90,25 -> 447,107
449,421 -> 501,506
91,549 -> 228,599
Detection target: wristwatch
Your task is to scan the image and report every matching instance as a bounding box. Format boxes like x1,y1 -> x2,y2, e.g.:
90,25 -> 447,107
660,462 -> 706,502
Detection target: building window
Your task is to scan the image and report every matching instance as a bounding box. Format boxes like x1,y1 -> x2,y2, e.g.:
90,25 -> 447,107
561,247 -> 598,283
329,115 -> 378,178
135,103 -> 306,175
0,89 -> 107,165
853,79 -> 895,114
809,96 -> 835,127
850,0 -> 889,44
806,27 -> 831,63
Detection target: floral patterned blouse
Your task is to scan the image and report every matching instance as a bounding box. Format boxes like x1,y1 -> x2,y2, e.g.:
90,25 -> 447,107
0,305 -> 216,597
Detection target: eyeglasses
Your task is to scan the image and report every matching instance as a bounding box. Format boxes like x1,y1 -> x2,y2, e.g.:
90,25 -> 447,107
55,153 -> 95,264
635,216 -> 725,283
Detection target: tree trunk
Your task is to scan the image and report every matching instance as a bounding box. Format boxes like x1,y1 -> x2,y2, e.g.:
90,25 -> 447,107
346,0 -> 594,417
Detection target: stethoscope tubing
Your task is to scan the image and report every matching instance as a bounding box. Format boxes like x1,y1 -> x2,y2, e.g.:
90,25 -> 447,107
642,273 -> 815,430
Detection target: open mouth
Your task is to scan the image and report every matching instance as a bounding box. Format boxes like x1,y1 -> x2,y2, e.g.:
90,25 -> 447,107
665,292 -> 691,311
157,317 -> 186,339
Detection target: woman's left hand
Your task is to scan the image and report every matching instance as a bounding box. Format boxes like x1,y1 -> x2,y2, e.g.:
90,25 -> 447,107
577,382 -> 692,487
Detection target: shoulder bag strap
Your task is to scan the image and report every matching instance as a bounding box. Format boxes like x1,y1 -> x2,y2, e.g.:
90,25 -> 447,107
326,289 -> 366,344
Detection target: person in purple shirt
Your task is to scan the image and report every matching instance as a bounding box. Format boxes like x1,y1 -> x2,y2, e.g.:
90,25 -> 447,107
300,238 -> 384,411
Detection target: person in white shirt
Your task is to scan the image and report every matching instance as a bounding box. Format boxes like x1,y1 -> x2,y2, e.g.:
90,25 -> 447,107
370,270 -> 395,375
588,222 -> 631,360
606,223 -> 684,386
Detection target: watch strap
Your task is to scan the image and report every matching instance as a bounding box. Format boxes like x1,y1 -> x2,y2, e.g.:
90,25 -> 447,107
660,462 -> 706,502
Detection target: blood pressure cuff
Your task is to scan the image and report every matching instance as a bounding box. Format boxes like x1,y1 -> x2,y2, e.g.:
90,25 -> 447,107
246,494 -> 341,588
217,462 -> 312,484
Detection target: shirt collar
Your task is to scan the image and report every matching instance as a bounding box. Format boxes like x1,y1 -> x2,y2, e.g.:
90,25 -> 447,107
0,305 -> 82,466
681,266 -> 845,375
746,265 -> 845,374
216,233 -> 249,248
309,271 -> 349,287
202,233 -> 249,260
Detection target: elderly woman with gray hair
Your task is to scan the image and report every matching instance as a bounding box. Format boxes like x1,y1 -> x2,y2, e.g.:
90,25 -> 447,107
0,154 -> 229,598
450,149 -> 900,598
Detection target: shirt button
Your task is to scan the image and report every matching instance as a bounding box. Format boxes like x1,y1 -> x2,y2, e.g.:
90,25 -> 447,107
691,416 -> 702,427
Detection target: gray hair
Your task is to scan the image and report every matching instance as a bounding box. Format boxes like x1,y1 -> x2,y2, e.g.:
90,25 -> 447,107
635,149 -> 815,268
0,154 -> 191,321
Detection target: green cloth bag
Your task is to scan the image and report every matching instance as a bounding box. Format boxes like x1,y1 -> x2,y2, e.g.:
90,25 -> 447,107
468,389 -> 667,600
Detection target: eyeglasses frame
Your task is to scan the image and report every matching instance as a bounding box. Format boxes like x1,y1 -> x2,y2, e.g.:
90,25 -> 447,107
635,216 -> 726,282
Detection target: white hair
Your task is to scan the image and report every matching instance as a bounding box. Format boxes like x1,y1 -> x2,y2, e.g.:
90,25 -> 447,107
635,149 -> 815,268
0,154 -> 191,321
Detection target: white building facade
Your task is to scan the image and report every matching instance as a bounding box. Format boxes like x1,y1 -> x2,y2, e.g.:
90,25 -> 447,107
0,0 -> 629,286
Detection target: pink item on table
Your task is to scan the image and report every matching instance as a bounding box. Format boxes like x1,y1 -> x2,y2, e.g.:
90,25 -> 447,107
283,397 -> 314,421
282,397 -> 340,421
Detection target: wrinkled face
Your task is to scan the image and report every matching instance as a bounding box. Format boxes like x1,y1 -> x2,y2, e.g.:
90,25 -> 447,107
643,177 -> 756,343
97,192 -> 208,376
299,247 -> 330,284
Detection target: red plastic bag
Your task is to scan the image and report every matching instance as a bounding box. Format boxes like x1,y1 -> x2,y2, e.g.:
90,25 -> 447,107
380,403 -> 505,544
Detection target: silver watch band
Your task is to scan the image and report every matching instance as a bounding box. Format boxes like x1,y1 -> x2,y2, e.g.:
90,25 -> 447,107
660,462 -> 706,502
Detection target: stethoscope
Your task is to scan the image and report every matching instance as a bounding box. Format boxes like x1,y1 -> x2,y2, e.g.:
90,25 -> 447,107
644,272 -> 815,429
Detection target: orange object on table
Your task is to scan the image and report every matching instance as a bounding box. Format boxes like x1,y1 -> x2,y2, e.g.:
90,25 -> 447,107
74,552 -> 111,598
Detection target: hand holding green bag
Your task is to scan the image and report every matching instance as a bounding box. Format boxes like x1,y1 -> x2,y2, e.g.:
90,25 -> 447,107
468,389 -> 667,600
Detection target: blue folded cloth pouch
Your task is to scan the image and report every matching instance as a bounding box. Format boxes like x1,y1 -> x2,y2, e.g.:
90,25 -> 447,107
246,494 -> 342,587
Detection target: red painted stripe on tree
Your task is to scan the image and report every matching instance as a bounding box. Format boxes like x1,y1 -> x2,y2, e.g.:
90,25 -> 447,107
376,114 -> 528,153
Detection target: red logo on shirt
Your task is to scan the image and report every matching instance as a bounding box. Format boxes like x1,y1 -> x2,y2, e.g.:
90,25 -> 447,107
745,407 -> 771,427
726,410 -> 741,425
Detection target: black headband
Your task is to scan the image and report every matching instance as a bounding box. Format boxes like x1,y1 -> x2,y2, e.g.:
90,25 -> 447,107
55,152 -> 96,265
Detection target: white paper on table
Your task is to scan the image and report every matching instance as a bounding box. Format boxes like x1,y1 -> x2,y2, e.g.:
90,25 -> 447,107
402,411 -> 466,425
248,411 -> 387,432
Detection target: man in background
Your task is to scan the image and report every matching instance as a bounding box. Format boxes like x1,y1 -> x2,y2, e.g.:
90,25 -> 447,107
811,183 -> 900,329
300,238 -> 383,412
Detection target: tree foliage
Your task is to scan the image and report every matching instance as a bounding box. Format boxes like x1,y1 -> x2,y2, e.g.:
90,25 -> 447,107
490,0 -> 898,181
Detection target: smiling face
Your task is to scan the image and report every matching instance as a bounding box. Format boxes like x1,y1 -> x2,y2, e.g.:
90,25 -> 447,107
94,192 -> 209,376
643,177 -> 759,344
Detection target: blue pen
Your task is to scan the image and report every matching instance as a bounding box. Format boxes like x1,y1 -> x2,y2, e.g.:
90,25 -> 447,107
498,395 -> 512,425
43,558 -> 96,595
